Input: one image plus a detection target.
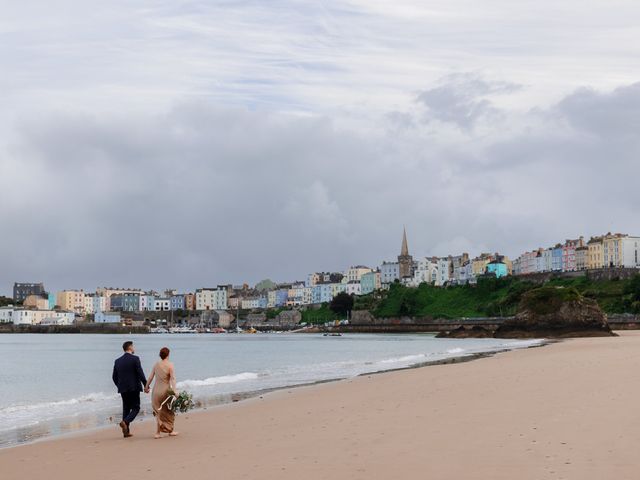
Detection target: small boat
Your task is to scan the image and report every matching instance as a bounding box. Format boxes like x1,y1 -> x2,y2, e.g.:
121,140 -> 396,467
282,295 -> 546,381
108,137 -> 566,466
323,332 -> 343,337
169,326 -> 196,334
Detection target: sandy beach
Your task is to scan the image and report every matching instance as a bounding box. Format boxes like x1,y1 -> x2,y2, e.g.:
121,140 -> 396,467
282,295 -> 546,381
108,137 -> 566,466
3,332 -> 640,479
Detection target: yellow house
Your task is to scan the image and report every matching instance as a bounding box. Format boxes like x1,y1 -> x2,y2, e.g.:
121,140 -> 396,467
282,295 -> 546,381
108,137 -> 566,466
471,254 -> 494,276
587,237 -> 604,269
503,257 -> 513,275
56,290 -> 86,313
575,246 -> 589,270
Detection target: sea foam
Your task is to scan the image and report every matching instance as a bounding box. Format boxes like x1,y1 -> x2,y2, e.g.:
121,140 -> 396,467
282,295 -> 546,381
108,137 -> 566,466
178,372 -> 259,388
0,392 -> 116,415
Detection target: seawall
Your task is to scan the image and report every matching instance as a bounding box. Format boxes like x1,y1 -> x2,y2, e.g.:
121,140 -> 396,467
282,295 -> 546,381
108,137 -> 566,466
0,324 -> 150,334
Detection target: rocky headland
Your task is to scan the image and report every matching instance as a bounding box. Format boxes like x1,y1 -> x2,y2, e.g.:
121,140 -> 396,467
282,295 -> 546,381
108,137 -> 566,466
438,286 -> 615,339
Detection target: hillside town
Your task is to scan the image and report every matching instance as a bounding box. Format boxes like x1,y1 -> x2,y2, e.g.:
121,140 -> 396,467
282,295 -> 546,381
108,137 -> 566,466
2,230 -> 639,327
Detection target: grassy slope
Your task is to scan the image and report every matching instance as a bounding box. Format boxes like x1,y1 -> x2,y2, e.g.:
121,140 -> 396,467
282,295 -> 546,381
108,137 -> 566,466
368,275 -> 640,319
301,305 -> 342,324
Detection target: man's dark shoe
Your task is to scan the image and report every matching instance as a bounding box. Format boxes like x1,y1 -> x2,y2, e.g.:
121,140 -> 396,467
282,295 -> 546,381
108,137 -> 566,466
124,432 -> 133,438
119,421 -> 129,437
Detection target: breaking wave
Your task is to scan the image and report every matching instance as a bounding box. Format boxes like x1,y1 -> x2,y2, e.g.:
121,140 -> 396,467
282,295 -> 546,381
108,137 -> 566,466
178,372 -> 260,388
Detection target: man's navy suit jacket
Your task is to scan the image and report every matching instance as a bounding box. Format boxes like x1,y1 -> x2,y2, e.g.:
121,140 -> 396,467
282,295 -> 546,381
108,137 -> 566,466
112,353 -> 147,394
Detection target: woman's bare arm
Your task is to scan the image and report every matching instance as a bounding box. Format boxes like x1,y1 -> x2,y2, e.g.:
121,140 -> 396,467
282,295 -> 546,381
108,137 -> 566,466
169,364 -> 177,391
145,365 -> 156,392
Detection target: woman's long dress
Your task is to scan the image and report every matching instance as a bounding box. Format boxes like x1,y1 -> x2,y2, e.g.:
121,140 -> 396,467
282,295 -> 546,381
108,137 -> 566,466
151,361 -> 175,433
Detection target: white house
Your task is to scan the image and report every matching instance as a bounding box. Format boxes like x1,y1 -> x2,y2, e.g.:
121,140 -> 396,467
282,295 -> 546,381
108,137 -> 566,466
153,298 -> 171,311
10,308 -> 74,325
196,287 -> 228,311
436,258 -> 452,286
380,262 -> 400,285
241,298 -> 261,309
412,257 -> 439,286
345,281 -> 361,296
453,261 -> 475,285
40,312 -> 75,325
95,311 -> 122,323
139,294 -> 155,311
0,306 -> 14,323
619,236 -> 640,267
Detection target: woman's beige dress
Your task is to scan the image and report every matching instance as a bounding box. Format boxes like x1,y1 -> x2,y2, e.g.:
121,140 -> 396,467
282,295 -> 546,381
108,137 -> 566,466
151,361 -> 175,433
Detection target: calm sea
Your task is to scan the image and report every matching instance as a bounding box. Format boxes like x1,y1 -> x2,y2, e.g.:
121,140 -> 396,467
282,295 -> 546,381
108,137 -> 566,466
0,333 -> 541,448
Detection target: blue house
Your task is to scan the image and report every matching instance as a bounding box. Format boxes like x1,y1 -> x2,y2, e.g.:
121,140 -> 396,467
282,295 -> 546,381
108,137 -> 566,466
552,246 -> 563,271
486,260 -> 508,278
170,295 -> 185,311
110,293 -> 139,312
312,286 -> 322,304
95,311 -> 121,323
92,295 -> 104,313
275,289 -> 289,307
360,272 -> 379,294
258,295 -> 268,309
109,294 -> 124,311
48,293 -> 56,310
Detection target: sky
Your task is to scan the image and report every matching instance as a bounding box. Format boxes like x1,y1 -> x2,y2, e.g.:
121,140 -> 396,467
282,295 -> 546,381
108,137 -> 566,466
2,0 -> 640,295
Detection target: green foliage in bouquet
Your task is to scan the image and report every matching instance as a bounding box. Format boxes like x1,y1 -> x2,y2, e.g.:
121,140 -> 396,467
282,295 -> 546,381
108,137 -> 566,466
166,389 -> 196,414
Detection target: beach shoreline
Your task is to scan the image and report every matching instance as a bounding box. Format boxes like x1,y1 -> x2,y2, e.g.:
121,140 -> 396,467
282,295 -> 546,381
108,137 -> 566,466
0,338 -> 546,450
2,333 -> 637,479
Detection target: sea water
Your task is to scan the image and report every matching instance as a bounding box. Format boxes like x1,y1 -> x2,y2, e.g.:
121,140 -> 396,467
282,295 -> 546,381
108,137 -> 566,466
0,333 -> 541,448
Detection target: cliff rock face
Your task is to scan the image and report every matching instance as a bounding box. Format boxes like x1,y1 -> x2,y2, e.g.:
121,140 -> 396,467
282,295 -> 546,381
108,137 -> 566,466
436,325 -> 494,339
349,310 -> 376,324
494,286 -> 614,338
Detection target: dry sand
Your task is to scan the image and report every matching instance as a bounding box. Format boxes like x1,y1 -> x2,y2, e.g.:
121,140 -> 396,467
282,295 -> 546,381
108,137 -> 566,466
3,332 -> 640,480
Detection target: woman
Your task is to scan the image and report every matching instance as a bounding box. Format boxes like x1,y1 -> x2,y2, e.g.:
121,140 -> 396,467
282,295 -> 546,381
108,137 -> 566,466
145,347 -> 179,439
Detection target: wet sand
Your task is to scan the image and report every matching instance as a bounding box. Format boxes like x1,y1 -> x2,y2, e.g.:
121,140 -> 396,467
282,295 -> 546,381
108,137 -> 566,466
2,332 -> 639,479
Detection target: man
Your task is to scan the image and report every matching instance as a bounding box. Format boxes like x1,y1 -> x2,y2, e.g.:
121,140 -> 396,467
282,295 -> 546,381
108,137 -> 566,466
112,341 -> 147,438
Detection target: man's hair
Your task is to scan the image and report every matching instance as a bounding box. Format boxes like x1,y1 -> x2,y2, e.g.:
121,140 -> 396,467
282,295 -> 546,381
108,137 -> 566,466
122,341 -> 134,352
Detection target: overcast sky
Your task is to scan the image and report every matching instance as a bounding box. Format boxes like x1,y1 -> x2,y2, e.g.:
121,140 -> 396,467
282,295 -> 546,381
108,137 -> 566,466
2,1 -> 640,295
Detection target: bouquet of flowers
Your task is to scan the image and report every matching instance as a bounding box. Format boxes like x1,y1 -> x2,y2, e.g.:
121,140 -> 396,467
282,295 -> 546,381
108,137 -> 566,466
165,389 -> 196,414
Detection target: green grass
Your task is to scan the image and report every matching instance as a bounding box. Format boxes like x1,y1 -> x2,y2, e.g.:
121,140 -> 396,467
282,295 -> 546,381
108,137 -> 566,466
518,286 -> 582,315
368,274 -> 640,318
301,305 -> 342,324
265,307 -> 287,320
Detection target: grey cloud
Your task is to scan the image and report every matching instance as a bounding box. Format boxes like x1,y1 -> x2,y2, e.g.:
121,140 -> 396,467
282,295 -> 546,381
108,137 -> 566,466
416,73 -> 521,129
3,1 -> 640,297
557,82 -> 640,137
2,78 -> 640,295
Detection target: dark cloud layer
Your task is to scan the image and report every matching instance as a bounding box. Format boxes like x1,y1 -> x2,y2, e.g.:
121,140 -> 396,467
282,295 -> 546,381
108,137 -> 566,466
2,79 -> 640,295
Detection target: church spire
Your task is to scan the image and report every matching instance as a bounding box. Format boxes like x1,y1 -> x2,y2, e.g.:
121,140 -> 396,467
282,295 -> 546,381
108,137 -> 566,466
401,226 -> 409,256
398,226 -> 412,279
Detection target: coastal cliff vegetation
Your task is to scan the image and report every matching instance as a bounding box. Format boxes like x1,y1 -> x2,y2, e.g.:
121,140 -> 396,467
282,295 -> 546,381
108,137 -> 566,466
354,274 -> 640,319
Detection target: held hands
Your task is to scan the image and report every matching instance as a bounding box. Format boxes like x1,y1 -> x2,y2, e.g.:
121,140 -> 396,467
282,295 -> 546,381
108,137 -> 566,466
144,386 -> 150,394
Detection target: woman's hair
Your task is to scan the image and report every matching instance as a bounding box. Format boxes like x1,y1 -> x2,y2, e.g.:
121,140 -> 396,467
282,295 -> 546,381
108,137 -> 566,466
159,347 -> 170,360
